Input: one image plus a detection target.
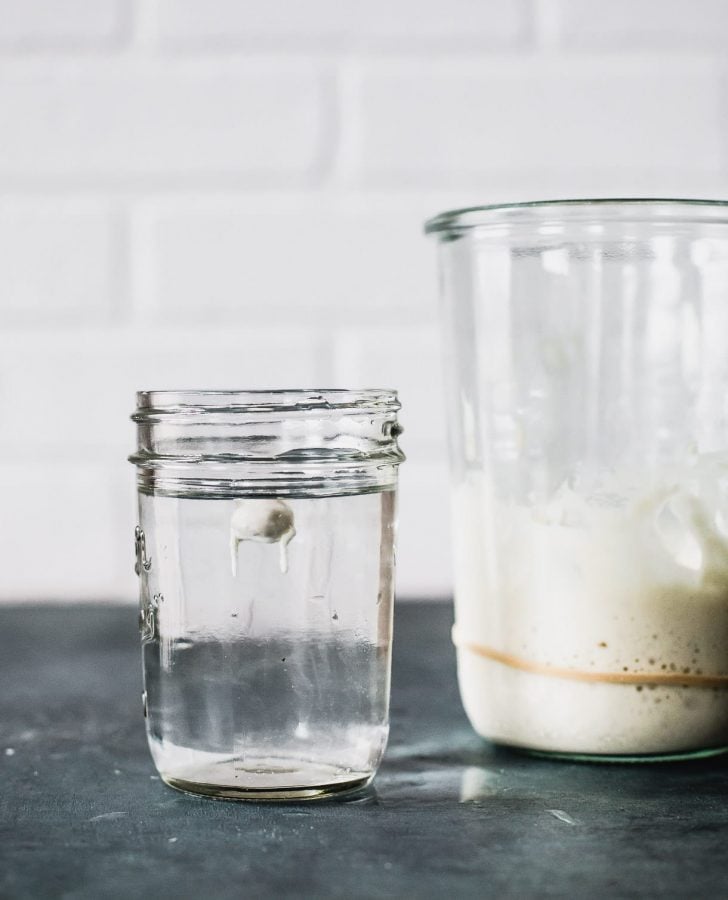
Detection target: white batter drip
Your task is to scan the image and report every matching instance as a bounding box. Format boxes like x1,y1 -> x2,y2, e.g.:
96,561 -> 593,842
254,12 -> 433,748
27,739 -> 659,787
230,498 -> 296,576
452,455 -> 728,756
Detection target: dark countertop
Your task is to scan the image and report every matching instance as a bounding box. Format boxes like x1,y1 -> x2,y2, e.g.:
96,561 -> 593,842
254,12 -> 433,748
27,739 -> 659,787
1,602 -> 727,899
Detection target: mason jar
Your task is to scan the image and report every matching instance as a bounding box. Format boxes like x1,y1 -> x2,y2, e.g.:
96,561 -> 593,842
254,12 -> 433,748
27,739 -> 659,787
129,389 -> 404,799
427,200 -> 728,760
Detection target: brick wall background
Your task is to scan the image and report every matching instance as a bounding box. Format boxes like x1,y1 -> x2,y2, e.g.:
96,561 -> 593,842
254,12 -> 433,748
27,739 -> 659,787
2,0 -> 728,601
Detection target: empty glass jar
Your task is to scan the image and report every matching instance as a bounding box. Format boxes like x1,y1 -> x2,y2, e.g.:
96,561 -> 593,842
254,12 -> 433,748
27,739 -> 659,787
427,200 -> 728,760
130,389 -> 404,799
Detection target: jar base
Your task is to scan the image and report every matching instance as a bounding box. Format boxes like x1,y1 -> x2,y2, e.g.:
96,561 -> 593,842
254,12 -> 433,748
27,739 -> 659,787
151,742 -> 379,801
508,744 -> 728,764
458,648 -> 728,760
162,772 -> 372,801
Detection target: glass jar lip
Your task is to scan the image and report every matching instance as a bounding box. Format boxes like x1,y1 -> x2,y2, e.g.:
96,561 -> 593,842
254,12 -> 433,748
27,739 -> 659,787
424,198 -> 728,236
133,388 -> 399,419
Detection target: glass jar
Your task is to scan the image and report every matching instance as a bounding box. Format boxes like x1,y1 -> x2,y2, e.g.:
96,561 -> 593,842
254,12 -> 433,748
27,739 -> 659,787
129,389 -> 404,799
426,200 -> 728,760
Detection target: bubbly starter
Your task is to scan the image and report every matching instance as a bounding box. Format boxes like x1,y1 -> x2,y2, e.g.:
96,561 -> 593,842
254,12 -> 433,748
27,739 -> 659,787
452,456 -> 728,756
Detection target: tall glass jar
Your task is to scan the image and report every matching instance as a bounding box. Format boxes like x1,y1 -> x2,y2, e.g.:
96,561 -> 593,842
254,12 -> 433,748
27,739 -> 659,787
129,389 -> 404,799
427,200 -> 728,760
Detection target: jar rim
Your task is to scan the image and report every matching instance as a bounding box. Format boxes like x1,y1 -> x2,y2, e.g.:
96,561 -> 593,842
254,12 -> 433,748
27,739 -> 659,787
130,388 -> 403,496
133,388 -> 399,420
424,198 -> 728,237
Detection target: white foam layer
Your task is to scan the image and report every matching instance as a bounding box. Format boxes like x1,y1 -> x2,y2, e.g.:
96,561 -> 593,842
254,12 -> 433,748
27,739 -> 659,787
452,457 -> 728,755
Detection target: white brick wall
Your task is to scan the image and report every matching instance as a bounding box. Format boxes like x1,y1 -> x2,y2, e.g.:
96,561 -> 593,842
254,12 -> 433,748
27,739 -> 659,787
0,60 -> 325,181
141,196 -> 435,324
152,0 -> 531,49
0,201 -> 122,322
346,57 -> 724,185
546,0 -> 728,50
0,462 -> 128,599
0,0 -> 124,48
1,0 -> 727,601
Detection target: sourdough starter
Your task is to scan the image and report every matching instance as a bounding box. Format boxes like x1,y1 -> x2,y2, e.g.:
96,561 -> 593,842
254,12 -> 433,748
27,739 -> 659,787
452,457 -> 728,756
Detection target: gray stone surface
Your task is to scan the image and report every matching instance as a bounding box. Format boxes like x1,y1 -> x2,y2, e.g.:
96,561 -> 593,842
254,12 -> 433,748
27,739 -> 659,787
1,602 -> 727,899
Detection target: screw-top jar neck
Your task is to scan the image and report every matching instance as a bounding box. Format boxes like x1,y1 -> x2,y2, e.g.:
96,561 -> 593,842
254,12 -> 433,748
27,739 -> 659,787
129,389 -> 404,498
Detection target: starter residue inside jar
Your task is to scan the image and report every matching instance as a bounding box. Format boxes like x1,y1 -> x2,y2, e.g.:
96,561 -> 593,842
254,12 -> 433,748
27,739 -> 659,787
230,498 -> 296,576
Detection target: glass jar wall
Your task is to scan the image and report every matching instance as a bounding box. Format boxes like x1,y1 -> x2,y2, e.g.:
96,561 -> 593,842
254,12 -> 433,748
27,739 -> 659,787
130,389 -> 404,798
427,200 -> 728,760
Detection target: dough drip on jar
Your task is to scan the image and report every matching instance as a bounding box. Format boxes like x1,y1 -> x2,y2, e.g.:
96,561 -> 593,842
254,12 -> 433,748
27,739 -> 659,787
230,499 -> 296,576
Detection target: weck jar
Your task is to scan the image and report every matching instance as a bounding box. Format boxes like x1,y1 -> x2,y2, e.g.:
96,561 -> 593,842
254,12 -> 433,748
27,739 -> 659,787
427,199 -> 728,761
129,389 -> 404,799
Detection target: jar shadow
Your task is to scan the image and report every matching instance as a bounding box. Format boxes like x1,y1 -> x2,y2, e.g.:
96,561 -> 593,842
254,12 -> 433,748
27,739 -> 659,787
377,736 -> 728,805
